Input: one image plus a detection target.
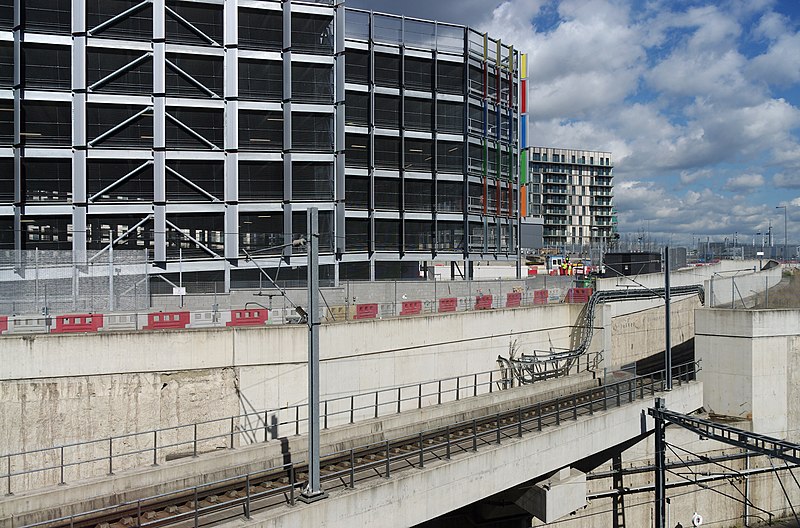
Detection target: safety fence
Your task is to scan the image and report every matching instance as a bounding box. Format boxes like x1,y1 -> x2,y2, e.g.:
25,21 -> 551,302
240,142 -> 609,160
0,249 -> 150,316
0,286 -> 592,337
19,362 -> 699,528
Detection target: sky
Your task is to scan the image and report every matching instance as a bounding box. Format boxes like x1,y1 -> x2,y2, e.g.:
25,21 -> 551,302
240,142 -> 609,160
347,0 -> 800,247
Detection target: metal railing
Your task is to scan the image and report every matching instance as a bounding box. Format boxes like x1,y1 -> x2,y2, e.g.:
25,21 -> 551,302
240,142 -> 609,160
2,368 -> 518,496
21,362 -> 699,528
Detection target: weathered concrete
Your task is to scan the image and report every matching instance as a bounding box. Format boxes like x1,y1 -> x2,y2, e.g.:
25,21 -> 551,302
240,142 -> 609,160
211,382 -> 702,528
696,308 -> 800,439
1,373 -> 598,528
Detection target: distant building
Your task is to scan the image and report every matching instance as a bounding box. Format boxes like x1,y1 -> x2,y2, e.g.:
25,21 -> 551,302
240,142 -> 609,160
523,147 -> 615,256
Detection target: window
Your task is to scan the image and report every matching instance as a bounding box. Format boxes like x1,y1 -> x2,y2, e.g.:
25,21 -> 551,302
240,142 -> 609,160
166,214 -> 224,259
87,159 -> 154,202
292,113 -> 333,151
374,53 -> 400,88
88,48 -> 152,95
23,44 -> 70,90
437,61 -> 464,95
239,161 -> 283,201
166,107 -> 223,149
374,136 -> 400,170
405,179 -> 432,212
437,221 -> 464,251
239,59 -> 282,101
22,217 -> 71,250
437,181 -> 464,213
25,0 -> 70,34
87,215 -> 154,249
292,210 -> 333,252
239,213 -> 283,252
0,2 -> 12,31
468,104 -> 483,134
468,64 -> 482,94
345,92 -> 369,127
405,57 -> 433,92
0,43 -> 12,88
437,101 -> 463,134
293,162 -> 333,200
344,10 -> 370,40
166,161 -> 223,201
404,98 -> 432,132
437,141 -> 462,174
0,100 -> 12,145
345,133 -> 369,167
374,94 -> 400,129
374,219 -> 400,250
405,220 -> 433,250
292,63 -> 333,103
292,13 -> 333,54
239,8 -> 282,51
345,176 -> 369,209
166,1 -> 222,46
345,218 -> 369,251
345,50 -> 369,84
404,139 -> 432,172
0,159 -> 13,202
23,159 -> 72,202
374,178 -> 400,210
166,53 -> 223,98
23,102 -> 73,146
87,0 -> 152,40
239,111 -> 282,151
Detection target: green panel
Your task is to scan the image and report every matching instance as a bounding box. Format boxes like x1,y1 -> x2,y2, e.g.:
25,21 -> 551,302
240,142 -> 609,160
520,149 -> 527,184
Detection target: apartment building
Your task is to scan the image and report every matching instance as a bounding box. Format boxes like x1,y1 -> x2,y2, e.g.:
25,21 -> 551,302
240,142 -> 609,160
524,147 -> 615,254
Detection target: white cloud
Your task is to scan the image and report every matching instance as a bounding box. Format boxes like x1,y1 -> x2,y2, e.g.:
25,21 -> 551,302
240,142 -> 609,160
725,173 -> 765,191
774,173 -> 800,189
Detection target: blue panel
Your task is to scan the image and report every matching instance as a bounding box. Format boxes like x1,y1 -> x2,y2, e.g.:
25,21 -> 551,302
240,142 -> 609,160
521,114 -> 527,148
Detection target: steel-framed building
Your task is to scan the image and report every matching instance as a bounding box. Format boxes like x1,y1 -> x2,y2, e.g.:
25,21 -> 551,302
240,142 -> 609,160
0,0 -> 526,286
524,147 -> 615,254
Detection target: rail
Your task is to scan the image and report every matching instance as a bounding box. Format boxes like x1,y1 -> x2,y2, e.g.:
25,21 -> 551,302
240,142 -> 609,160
20,361 -> 699,528
2,368 -> 521,496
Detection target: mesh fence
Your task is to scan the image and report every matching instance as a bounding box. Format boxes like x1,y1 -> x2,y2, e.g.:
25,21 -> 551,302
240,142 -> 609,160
0,250 -> 149,316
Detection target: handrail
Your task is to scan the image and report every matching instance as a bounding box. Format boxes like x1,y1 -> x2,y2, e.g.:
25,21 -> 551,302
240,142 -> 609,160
1,367 -> 518,495
20,361 -> 700,528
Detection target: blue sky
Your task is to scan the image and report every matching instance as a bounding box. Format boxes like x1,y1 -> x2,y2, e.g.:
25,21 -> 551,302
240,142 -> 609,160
348,0 -> 800,246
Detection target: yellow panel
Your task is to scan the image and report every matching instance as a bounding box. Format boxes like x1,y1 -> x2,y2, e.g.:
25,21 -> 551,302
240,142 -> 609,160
521,53 -> 527,78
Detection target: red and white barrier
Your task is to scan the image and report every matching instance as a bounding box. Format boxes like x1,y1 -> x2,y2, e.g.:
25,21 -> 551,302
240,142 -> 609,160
52,314 -> 104,334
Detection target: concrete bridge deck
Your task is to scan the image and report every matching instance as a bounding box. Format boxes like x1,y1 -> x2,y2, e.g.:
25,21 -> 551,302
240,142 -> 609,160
5,369 -> 702,528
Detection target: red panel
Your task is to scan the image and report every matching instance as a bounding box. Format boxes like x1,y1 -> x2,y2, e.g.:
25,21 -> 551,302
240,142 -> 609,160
438,298 -> 457,313
354,303 -> 379,320
475,295 -> 493,310
0,315 -> 7,334
521,80 -> 527,113
566,288 -> 593,303
496,181 -> 501,216
527,267 -> 538,276
533,289 -> 549,305
483,62 -> 487,99
400,300 -> 422,316
506,292 -> 522,308
144,311 -> 190,330
52,313 -> 104,334
227,309 -> 269,327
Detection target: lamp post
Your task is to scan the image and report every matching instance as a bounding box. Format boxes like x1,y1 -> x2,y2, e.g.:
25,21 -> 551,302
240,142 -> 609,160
776,205 -> 787,261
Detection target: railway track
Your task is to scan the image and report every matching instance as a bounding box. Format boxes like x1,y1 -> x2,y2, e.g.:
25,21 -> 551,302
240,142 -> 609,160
30,366 -> 696,528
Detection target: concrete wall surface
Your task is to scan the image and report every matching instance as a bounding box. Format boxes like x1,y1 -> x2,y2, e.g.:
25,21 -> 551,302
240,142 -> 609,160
208,383 -> 702,528
696,308 -> 800,439
1,374 -> 599,527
